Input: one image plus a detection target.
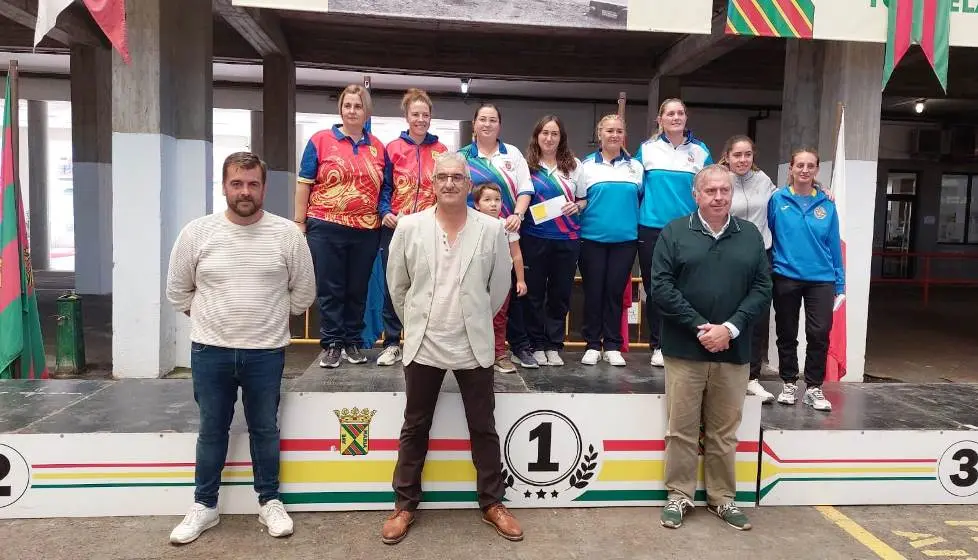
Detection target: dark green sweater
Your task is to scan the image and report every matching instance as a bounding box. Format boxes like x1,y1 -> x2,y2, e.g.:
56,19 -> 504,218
652,213 -> 772,365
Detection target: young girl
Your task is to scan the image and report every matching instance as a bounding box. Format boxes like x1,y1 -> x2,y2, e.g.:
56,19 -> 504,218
473,182 -> 527,374
768,149 -> 843,412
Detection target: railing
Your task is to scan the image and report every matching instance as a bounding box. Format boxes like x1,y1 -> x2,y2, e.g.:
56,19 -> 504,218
291,276 -> 649,349
872,250 -> 978,305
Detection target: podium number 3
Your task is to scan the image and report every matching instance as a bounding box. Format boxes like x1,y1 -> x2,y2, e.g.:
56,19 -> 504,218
950,448 -> 978,488
0,453 -> 10,497
528,422 -> 559,472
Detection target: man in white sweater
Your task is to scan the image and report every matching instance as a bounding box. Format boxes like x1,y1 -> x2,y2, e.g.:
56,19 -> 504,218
165,152 -> 316,545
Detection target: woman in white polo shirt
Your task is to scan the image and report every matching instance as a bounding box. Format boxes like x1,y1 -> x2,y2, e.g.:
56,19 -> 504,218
635,98 -> 713,368
460,103 -> 538,369
575,114 -> 644,367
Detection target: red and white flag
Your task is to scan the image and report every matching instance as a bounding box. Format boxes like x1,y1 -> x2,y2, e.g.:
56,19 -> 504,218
33,0 -> 130,63
82,0 -> 131,64
33,0 -> 74,47
825,106 -> 847,382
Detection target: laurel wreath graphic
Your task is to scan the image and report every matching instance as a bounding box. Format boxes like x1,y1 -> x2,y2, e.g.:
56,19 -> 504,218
500,464 -> 516,489
568,444 -> 598,489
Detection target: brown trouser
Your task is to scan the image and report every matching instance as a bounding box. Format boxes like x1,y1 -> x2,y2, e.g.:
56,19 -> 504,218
663,355 -> 750,506
393,361 -> 504,511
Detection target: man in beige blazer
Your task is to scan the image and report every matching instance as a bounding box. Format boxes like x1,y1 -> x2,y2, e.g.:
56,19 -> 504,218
380,152 -> 521,545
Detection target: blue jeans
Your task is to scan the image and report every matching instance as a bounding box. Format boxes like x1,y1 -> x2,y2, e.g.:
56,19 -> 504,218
191,343 -> 285,508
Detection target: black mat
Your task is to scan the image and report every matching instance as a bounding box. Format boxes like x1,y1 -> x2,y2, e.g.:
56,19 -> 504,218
2,351 -> 976,434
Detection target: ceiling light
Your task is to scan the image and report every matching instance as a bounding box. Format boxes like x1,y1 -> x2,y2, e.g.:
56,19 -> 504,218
914,100 -> 925,114
460,78 -> 470,95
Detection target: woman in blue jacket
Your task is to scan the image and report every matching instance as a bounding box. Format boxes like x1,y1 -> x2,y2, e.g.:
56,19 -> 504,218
635,99 -> 712,368
768,149 -> 844,413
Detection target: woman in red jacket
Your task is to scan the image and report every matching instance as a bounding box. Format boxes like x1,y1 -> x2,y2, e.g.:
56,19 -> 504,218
376,88 -> 448,366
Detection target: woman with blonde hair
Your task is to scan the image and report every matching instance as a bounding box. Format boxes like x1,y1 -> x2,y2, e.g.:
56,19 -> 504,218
718,135 -> 777,403
375,88 -> 448,367
575,114 -> 644,367
295,84 -> 391,369
635,98 -> 713,367
768,148 -> 844,412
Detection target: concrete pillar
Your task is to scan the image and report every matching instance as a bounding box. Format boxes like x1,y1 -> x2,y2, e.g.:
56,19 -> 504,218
111,0 -> 213,378
778,39 -> 824,182
27,101 -> 49,271
817,41 -> 883,384
646,76 -> 682,136
772,40 -> 883,383
255,55 -> 296,220
70,45 -> 113,294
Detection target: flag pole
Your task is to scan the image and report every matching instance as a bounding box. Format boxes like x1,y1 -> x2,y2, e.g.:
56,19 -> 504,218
830,101 -> 844,191
7,60 -> 21,379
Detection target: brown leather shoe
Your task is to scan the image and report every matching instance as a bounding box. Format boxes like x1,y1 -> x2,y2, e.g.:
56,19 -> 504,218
381,509 -> 415,545
482,503 -> 523,541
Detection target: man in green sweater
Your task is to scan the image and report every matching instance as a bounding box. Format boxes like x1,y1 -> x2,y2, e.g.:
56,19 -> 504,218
652,164 -> 772,532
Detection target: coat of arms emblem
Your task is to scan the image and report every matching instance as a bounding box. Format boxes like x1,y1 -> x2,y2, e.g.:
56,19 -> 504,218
334,407 -> 376,456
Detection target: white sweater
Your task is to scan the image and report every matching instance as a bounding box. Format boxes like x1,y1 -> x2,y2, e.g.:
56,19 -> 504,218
165,211 -> 317,349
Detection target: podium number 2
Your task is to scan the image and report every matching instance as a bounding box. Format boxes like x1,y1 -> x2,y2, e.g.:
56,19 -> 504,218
0,453 -> 10,497
528,422 -> 559,472
950,448 -> 978,488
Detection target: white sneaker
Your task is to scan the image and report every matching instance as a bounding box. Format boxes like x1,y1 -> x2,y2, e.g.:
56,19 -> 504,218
746,379 -> 775,404
650,349 -> 664,367
545,350 -> 564,366
777,382 -> 797,405
376,346 -> 401,366
581,349 -> 601,365
604,350 -> 626,366
803,386 -> 833,412
532,350 -> 549,366
259,499 -> 294,538
169,503 -> 219,544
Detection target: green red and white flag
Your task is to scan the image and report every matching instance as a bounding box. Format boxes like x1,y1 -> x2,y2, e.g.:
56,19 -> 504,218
0,73 -> 48,380
825,106 -> 847,382
882,0 -> 950,92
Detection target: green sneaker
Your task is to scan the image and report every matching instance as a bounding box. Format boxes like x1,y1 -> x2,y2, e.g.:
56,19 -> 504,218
709,503 -> 752,531
660,498 -> 693,529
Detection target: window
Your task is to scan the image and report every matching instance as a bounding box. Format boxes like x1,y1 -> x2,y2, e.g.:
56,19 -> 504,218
938,175 -> 969,243
937,174 -> 978,244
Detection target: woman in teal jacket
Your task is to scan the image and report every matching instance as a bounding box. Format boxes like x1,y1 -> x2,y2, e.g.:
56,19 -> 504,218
768,149 -> 844,413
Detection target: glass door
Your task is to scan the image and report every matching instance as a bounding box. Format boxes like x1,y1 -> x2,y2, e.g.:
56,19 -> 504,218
882,172 -> 918,279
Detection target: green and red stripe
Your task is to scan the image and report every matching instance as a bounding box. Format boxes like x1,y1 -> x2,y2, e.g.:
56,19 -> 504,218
0,72 -> 47,379
883,0 -> 950,91
725,0 -> 813,38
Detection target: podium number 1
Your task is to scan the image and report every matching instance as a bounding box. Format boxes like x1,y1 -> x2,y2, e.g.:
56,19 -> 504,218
528,422 -> 559,472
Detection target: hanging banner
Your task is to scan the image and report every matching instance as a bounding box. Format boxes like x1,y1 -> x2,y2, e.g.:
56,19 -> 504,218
724,0 -> 977,47
813,0 -> 978,47
232,0 -> 713,34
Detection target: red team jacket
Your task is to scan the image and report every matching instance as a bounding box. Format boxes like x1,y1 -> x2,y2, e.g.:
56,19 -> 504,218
379,132 -> 448,218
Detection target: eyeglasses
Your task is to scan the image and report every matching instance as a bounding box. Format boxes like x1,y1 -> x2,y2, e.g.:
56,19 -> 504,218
434,173 -> 468,184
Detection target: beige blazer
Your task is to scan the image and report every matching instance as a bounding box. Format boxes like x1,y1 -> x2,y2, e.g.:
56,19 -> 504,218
386,206 -> 512,368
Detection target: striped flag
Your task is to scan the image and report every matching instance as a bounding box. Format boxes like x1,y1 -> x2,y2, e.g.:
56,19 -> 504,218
882,0 -> 950,92
0,69 -> 49,380
725,0 -> 814,38
825,106 -> 847,383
